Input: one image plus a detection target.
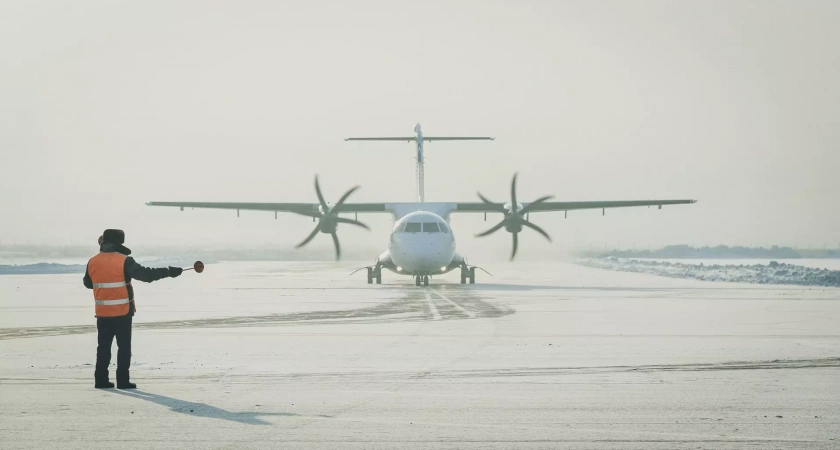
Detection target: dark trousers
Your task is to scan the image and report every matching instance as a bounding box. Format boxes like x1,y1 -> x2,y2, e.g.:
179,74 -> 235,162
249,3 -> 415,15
95,315 -> 132,381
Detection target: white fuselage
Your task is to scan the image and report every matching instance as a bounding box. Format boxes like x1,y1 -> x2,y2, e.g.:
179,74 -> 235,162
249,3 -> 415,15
387,211 -> 457,276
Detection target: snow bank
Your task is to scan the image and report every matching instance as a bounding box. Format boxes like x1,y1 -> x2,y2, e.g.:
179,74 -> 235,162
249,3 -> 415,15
0,257 -> 214,275
0,263 -> 86,275
576,258 -> 840,287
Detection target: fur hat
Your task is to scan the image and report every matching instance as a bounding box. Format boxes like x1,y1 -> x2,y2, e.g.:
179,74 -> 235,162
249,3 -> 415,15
100,229 -> 131,255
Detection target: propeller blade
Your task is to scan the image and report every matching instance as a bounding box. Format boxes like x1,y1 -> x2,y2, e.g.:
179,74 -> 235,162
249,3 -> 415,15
510,232 -> 519,260
510,173 -> 518,213
333,185 -> 361,212
519,195 -> 555,215
296,225 -> 321,248
314,176 -> 329,213
331,232 -> 341,260
477,192 -> 506,212
476,220 -> 505,237
335,217 -> 370,230
522,220 -> 552,242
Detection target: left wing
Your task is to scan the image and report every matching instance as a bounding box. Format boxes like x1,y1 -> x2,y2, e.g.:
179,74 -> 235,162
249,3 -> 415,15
455,199 -> 697,213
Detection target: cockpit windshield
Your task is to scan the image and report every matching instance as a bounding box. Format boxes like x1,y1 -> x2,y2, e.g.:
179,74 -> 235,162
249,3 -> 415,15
404,223 -> 422,233
422,223 -> 440,233
401,222 -> 449,233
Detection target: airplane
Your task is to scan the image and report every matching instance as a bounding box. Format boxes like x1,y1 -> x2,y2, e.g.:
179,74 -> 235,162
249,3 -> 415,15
147,124 -> 696,287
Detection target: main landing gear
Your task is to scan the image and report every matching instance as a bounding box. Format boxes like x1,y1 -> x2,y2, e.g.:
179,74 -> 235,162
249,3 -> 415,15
460,266 -> 476,284
415,276 -> 429,287
366,267 -> 382,285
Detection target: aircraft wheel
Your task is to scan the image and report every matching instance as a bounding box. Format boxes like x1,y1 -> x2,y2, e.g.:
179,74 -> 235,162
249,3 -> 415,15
423,276 -> 429,287
469,267 -> 476,284
367,267 -> 373,284
375,271 -> 382,284
415,276 -> 421,287
460,270 -> 467,284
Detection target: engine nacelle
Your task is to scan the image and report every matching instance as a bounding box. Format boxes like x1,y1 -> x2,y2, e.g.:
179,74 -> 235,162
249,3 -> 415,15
503,202 -> 524,214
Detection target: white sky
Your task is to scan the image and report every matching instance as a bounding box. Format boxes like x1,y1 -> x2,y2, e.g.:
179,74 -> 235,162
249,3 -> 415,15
1,1 -> 838,257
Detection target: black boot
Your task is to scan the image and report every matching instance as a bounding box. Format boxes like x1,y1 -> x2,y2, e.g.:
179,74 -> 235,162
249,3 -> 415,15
116,370 -> 136,389
94,370 -> 114,389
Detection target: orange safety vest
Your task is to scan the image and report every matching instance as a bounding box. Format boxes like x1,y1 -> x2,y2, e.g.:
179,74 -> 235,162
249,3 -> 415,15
88,252 -> 133,317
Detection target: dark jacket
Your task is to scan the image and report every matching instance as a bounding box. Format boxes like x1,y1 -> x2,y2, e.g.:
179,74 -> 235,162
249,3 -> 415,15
83,242 -> 171,317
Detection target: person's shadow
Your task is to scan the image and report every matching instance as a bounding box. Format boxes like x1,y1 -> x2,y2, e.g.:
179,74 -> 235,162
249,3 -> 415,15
109,389 -> 313,425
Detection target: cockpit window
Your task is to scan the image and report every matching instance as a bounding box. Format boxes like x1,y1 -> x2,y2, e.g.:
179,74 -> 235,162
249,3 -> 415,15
422,223 -> 440,233
439,223 -> 449,233
404,222 -> 422,233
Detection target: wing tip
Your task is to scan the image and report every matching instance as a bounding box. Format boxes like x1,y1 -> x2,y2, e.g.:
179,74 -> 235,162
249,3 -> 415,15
690,199 -> 698,204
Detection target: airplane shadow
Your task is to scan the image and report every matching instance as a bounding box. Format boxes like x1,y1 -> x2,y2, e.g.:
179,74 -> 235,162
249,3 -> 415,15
109,389 -> 309,425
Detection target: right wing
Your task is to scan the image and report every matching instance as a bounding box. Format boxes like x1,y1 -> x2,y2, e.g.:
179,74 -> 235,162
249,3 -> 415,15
145,201 -> 387,217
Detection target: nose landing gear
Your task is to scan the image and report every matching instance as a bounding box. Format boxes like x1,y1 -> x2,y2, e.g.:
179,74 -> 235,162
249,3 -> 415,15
415,276 -> 429,287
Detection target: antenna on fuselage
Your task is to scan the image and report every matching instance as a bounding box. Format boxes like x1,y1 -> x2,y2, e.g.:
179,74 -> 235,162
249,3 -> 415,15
345,124 -> 494,203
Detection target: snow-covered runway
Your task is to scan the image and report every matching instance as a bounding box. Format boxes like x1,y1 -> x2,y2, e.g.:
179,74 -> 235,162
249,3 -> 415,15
1,262 -> 838,449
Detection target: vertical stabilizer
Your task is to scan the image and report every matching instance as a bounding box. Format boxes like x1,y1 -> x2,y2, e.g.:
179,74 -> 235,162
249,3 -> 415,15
415,123 -> 425,203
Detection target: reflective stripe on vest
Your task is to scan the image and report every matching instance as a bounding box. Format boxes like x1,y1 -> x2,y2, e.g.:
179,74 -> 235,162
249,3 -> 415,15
92,281 -> 127,289
88,252 -> 131,317
95,298 -> 130,306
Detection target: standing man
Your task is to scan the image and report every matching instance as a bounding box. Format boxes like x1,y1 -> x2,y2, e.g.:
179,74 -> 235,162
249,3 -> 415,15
83,229 -> 183,389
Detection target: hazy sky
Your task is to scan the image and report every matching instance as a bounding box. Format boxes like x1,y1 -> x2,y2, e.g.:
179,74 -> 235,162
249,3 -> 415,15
2,1 -> 838,257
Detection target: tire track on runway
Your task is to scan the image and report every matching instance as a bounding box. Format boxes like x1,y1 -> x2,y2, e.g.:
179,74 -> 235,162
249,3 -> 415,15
423,291 -> 442,320
0,286 -> 513,340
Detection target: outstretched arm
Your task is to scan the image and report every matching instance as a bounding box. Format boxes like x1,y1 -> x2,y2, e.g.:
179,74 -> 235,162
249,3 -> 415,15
83,263 -> 93,289
124,257 -> 177,283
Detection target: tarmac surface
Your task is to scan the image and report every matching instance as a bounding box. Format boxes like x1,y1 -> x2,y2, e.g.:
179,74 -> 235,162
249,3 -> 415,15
1,261 -> 838,449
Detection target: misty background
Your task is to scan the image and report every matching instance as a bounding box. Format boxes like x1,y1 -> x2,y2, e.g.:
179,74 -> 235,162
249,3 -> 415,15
2,1 -> 838,260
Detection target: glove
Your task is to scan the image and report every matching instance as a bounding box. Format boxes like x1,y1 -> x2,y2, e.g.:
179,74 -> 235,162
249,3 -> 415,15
168,266 -> 183,278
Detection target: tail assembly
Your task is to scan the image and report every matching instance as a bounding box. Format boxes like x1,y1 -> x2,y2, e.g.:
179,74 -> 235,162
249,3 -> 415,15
345,124 -> 494,203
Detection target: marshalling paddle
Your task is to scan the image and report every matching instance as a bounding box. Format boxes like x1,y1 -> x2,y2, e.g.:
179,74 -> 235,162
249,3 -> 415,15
182,261 -> 204,273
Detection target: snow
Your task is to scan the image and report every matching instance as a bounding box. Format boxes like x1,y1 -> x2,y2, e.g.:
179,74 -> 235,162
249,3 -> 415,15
0,257 -> 213,276
1,261 -> 838,448
577,257 -> 840,287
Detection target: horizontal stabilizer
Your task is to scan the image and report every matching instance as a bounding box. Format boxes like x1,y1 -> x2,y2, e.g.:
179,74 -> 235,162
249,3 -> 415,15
424,136 -> 494,141
345,137 -> 416,141
345,136 -> 494,142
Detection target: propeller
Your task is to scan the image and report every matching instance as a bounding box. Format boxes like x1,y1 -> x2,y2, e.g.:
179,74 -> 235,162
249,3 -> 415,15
476,173 -> 553,260
294,176 -> 369,260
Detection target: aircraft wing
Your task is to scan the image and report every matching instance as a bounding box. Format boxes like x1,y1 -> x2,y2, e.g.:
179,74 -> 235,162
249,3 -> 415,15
145,201 -> 387,217
455,199 -> 697,213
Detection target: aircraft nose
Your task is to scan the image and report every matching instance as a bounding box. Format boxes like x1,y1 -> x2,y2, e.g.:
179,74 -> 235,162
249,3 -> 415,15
412,244 -> 452,271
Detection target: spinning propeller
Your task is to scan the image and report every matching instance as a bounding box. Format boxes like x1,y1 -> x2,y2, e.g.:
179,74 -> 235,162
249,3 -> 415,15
476,173 -> 553,260
295,176 -> 369,260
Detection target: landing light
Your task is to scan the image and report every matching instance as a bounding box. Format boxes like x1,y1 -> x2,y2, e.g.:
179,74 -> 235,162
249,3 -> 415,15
397,266 -> 403,272
440,266 -> 447,272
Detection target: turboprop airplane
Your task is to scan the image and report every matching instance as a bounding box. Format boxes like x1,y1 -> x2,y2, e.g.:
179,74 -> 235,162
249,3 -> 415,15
147,124 -> 696,286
